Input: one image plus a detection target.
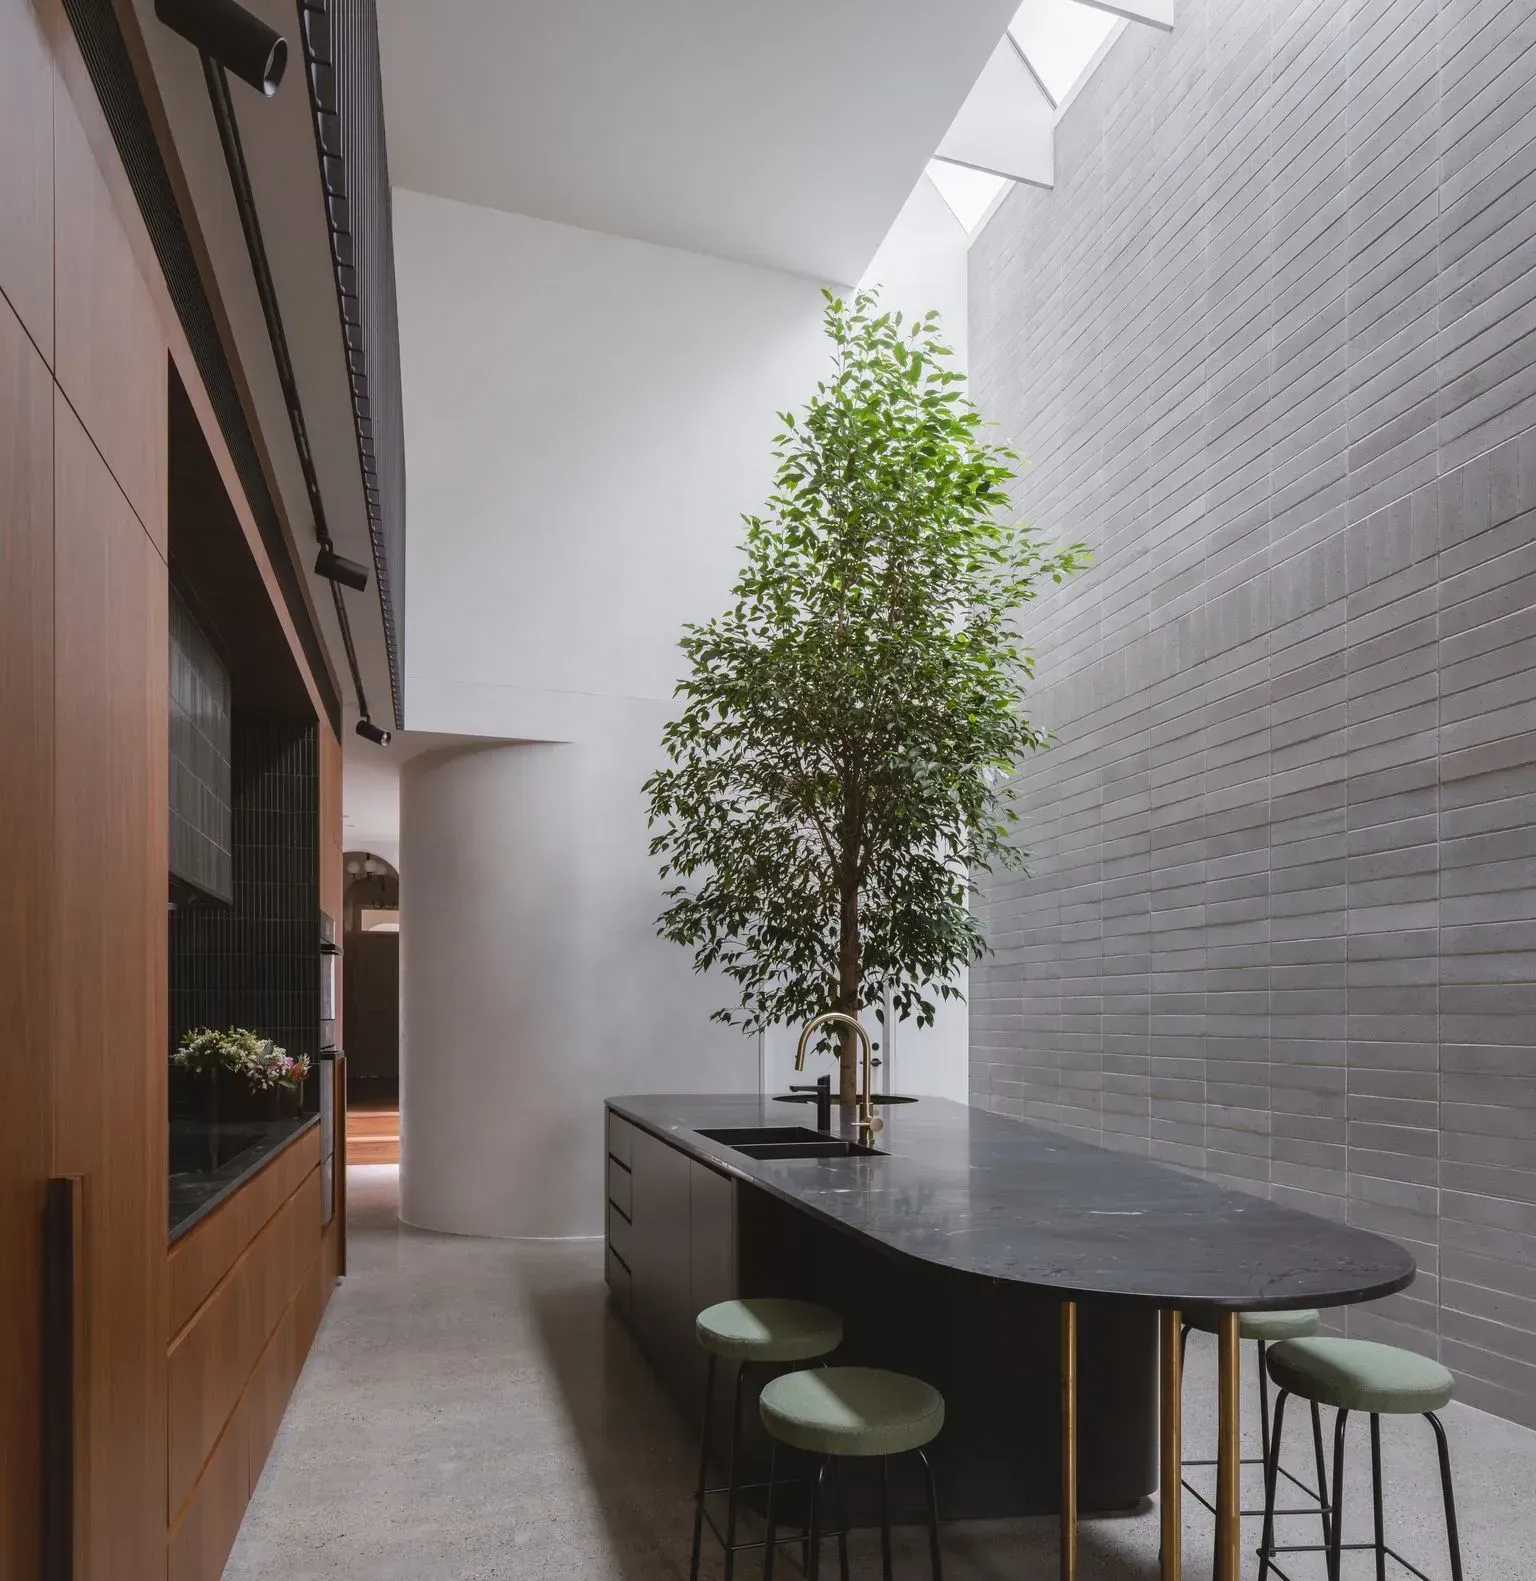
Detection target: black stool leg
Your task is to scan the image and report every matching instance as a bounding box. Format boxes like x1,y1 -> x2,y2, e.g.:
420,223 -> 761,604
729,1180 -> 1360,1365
879,1455 -> 894,1581
1310,1399 -> 1333,1550
831,1457 -> 850,1581
1258,1387 -> 1289,1579
690,1354 -> 717,1581
1426,1411 -> 1465,1581
917,1448 -> 944,1581
1369,1413 -> 1386,1581
722,1362 -> 749,1581
763,1441 -> 779,1581
1328,1408 -> 1351,1581
807,1456 -> 828,1581
1257,1340 -> 1271,1469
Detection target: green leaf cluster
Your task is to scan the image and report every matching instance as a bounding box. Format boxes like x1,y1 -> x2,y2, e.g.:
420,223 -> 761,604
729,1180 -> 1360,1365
643,289 -> 1087,1092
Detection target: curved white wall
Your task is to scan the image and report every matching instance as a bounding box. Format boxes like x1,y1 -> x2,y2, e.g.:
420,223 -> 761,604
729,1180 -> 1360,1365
399,728 -> 758,1238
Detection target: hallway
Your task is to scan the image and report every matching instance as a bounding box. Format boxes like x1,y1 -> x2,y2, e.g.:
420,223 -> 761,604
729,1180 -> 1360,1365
225,1168 -> 1534,1580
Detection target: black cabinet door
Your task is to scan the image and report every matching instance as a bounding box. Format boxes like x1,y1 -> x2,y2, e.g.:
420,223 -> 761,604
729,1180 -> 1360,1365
628,1124 -> 695,1397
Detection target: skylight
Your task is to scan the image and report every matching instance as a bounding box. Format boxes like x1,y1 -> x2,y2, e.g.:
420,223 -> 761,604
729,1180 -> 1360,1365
927,1 -> 1143,233
1006,0 -> 1118,108
926,160 -> 1008,233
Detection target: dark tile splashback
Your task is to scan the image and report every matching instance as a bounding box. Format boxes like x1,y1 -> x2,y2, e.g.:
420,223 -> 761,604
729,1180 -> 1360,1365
171,719 -> 320,1097
169,591 -> 233,902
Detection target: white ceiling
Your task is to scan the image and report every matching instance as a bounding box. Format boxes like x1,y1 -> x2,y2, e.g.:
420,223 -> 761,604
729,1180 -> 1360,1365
375,0 -> 1018,284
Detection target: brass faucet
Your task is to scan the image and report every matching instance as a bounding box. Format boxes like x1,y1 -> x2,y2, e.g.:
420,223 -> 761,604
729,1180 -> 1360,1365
794,1011 -> 881,1139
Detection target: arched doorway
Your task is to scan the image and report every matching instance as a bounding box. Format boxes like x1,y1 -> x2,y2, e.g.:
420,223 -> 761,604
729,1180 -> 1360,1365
344,850 -> 399,1161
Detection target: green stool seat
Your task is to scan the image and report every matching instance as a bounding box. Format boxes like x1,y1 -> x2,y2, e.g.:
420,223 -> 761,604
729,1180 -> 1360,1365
759,1366 -> 945,1459
1187,1307 -> 1321,1343
695,1298 -> 842,1363
1267,1337 -> 1454,1415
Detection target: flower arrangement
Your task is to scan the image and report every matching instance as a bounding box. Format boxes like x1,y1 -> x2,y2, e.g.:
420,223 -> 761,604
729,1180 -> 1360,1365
173,1027 -> 312,1091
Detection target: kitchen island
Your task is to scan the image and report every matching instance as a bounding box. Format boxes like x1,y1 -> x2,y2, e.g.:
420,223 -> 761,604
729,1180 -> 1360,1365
603,1093 -> 1416,1542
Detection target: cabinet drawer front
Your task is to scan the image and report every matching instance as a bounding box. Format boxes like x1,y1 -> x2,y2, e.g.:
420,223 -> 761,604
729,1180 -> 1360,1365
605,1243 -> 632,1318
607,1199 -> 634,1270
606,1154 -> 633,1218
606,1109 -> 635,1168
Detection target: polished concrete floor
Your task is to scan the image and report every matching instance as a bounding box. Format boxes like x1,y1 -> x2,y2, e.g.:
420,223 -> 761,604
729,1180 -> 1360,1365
225,1165 -> 1533,1579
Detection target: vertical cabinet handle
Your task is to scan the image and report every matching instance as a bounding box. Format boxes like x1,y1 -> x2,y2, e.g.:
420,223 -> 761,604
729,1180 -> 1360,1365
44,1176 -> 86,1581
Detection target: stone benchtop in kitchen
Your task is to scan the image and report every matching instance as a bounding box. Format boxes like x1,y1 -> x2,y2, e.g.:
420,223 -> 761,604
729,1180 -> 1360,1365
608,1093 -> 1416,1312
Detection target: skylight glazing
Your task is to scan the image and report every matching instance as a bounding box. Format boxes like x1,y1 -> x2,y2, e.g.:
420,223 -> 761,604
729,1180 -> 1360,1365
1006,0 -> 1118,108
928,0 -> 1125,232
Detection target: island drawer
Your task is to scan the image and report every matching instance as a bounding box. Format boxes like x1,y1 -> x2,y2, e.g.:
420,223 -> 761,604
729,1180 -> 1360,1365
607,1153 -> 633,1219
607,1199 -> 634,1269
605,1243 -> 632,1318
606,1109 -> 636,1169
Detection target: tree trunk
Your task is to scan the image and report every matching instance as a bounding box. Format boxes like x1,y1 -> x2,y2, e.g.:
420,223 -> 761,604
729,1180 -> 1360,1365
836,871 -> 860,1108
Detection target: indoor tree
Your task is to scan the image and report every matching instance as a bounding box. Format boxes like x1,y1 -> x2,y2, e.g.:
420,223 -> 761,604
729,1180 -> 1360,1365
643,289 -> 1088,1105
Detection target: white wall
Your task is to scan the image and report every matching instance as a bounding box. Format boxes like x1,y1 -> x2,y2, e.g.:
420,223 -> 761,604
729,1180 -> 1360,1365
393,192 -> 834,1233
859,172 -> 970,370
399,729 -> 760,1238
390,182 -> 974,1235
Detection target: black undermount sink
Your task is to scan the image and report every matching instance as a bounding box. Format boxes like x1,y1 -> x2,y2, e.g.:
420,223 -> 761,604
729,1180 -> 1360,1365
735,1138 -> 885,1160
696,1125 -> 885,1161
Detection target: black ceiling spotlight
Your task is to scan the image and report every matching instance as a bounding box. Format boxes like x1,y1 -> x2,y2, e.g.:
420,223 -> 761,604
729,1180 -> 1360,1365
155,0 -> 288,96
355,718 -> 392,747
315,544 -> 370,593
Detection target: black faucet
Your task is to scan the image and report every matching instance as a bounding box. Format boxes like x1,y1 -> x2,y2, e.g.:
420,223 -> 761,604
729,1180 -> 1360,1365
790,1074 -> 833,1132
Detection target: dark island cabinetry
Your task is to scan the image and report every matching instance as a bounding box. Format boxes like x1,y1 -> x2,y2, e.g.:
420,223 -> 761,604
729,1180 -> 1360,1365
603,1099 -> 1160,1522
606,1108 -> 736,1420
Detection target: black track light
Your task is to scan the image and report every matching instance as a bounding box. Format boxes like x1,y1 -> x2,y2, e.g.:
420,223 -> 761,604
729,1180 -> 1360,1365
315,545 -> 369,592
155,0 -> 288,96
356,718 -> 392,747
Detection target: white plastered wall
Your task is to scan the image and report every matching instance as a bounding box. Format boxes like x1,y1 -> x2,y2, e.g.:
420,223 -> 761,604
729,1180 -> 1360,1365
392,180 -> 972,1234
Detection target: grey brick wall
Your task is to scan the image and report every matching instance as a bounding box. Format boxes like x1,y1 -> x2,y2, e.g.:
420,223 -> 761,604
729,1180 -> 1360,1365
968,0 -> 1536,1428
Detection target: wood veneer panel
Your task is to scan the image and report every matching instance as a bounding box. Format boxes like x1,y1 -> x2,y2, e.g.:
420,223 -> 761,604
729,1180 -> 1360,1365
52,84 -> 167,552
0,0 -> 54,357
52,393 -> 168,1581
168,1126 -> 321,1339
167,1164 -> 321,1521
0,273 -> 54,1581
166,1397 -> 248,1581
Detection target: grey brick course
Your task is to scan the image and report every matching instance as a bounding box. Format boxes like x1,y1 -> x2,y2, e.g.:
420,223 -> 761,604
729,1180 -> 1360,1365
969,0 -> 1536,1430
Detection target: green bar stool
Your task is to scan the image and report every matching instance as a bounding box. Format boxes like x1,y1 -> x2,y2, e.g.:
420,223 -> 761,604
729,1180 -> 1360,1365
1258,1336 -> 1463,1581
1182,1307 -> 1331,1540
690,1298 -> 843,1581
759,1366 -> 945,1581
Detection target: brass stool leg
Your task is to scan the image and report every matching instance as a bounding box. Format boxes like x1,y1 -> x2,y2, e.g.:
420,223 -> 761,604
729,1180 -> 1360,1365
1060,1299 -> 1078,1581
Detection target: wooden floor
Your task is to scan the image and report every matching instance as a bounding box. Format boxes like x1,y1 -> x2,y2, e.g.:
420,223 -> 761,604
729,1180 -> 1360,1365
346,1108 -> 399,1165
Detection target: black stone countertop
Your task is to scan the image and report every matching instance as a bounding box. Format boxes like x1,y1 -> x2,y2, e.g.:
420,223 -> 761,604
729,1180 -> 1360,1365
609,1094 -> 1416,1312
168,1115 -> 318,1242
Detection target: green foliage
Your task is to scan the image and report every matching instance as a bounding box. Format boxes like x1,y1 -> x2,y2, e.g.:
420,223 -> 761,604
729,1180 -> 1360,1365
643,289 -> 1087,1092
173,1027 -> 311,1091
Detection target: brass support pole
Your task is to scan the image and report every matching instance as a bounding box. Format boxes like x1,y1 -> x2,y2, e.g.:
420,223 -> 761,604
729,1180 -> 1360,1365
1060,1299 -> 1078,1581
1160,1309 -> 1182,1581
1215,1310 -> 1242,1581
